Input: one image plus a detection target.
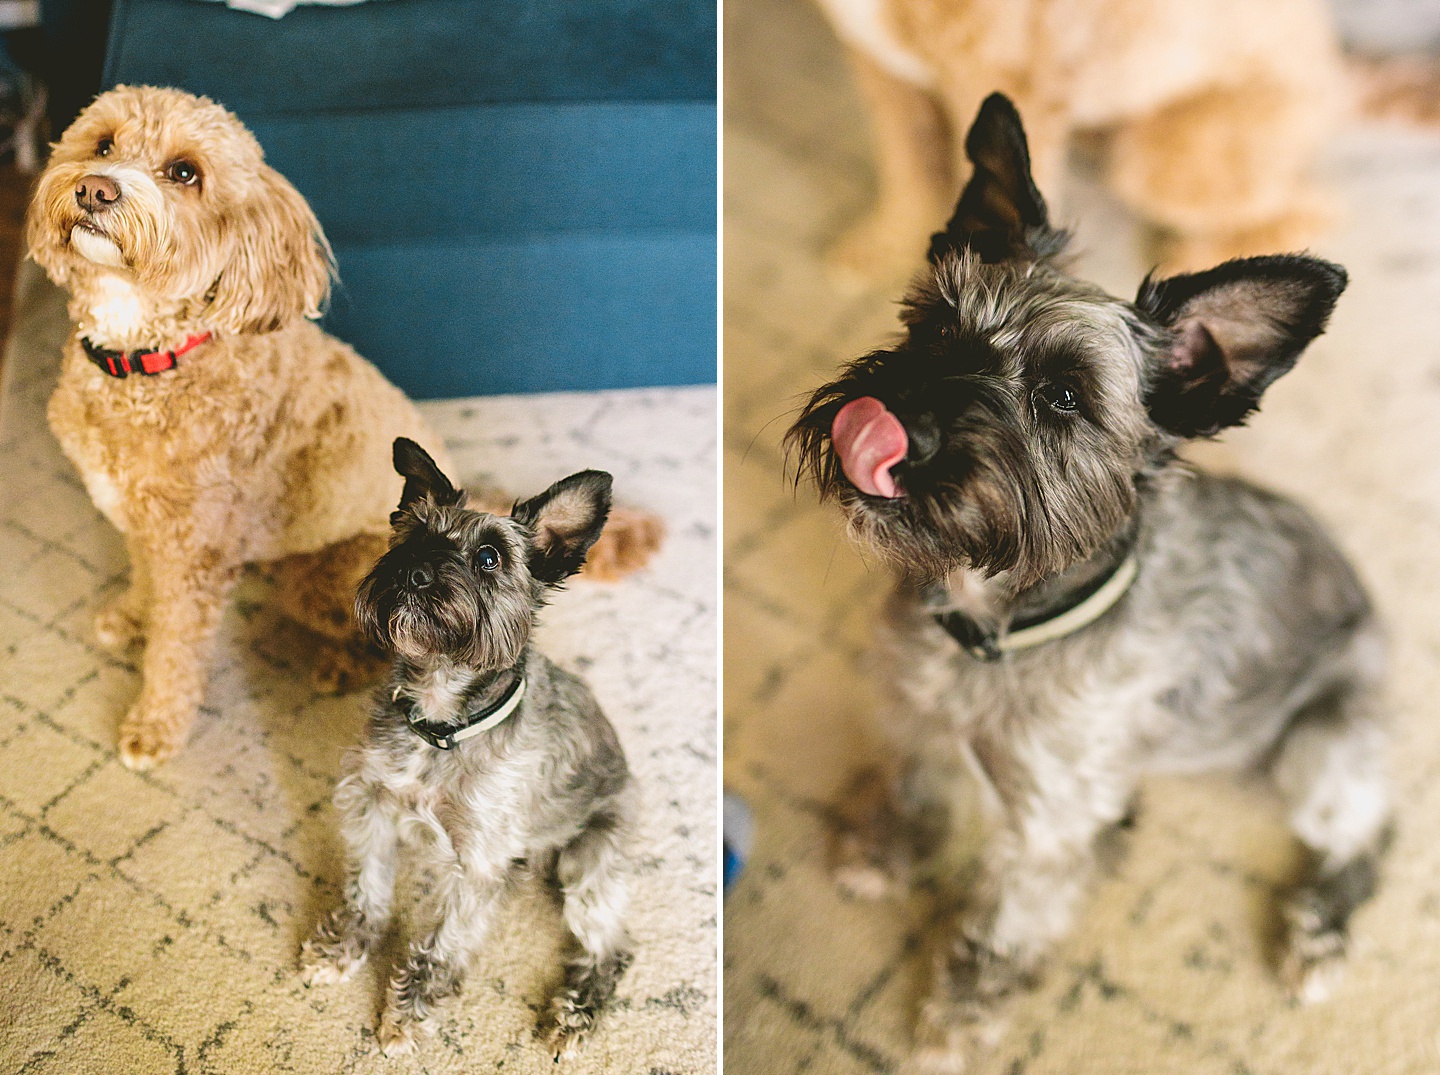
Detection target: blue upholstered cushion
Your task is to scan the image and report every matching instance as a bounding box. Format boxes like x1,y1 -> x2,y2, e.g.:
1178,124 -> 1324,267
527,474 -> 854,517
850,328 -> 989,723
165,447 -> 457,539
103,0 -> 717,397
326,233 -> 716,399
247,102 -> 715,243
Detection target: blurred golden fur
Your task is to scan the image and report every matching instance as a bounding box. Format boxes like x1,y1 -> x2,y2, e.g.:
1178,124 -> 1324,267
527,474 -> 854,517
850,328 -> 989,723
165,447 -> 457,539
32,86 -> 661,769
817,0 -> 1349,278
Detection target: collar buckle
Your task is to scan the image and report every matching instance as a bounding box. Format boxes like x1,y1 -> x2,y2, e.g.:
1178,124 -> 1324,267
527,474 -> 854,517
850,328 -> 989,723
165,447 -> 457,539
82,332 -> 212,378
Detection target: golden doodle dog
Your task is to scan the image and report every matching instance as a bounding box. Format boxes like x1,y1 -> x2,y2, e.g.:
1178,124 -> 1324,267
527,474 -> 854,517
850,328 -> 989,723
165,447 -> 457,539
30,85 -> 662,770
817,0 -> 1438,280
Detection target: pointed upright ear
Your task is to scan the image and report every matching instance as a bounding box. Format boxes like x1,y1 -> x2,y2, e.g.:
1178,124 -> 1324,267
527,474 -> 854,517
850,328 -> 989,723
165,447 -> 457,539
392,437 -> 464,521
207,165 -> 336,334
1138,254 -> 1348,438
511,471 -> 613,585
929,92 -> 1057,264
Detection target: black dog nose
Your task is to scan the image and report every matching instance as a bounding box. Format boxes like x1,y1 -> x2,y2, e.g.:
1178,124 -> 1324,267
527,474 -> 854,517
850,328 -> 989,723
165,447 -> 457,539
408,564 -> 434,589
904,412 -> 942,467
75,174 -> 121,213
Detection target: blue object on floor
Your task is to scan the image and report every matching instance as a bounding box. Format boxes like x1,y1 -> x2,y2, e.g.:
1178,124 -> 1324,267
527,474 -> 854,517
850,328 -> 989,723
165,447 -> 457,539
101,0 -> 717,399
723,791 -> 752,893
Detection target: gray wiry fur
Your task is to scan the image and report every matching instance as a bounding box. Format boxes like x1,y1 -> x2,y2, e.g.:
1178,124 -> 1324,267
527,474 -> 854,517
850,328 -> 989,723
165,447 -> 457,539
790,91 -> 1391,1075
300,442 -> 635,1059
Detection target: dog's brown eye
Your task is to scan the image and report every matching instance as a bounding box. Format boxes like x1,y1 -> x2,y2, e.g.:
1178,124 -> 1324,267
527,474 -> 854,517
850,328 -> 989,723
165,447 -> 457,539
476,545 -> 500,572
166,160 -> 200,186
96,137 -> 113,157
1039,382 -> 1080,413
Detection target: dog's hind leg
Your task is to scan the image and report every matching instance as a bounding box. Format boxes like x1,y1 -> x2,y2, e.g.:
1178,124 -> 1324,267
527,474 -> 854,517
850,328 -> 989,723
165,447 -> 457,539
1107,80 -> 1337,274
828,48 -> 956,285
547,808 -> 634,1059
271,532 -> 391,692
1269,671 -> 1392,1003
300,775 -> 399,987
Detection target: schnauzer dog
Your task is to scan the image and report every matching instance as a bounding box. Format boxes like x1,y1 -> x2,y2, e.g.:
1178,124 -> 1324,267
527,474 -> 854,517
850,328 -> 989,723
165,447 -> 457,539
300,439 -> 636,1058
789,93 -> 1390,1070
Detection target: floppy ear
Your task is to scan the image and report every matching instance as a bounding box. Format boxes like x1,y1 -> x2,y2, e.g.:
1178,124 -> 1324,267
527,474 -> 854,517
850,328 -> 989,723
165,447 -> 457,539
511,471 -> 613,585
929,92 -> 1059,264
207,165 -> 335,334
392,437 -> 465,521
1138,254 -> 1348,438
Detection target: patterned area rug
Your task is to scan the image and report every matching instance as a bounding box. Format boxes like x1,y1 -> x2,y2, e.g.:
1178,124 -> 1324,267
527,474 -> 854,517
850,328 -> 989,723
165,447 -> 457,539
724,0 -> 1440,1072
0,262 -> 717,1075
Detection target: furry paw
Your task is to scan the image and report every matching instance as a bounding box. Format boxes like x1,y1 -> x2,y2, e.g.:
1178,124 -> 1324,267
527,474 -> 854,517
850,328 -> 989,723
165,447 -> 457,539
298,937 -> 366,987
95,600 -> 145,651
117,714 -> 183,770
546,990 -> 599,1060
580,506 -> 665,581
830,768 -> 911,900
832,829 -> 905,901
377,1011 -> 428,1057
902,997 -> 1006,1075
1280,898 -> 1348,1004
833,860 -> 899,902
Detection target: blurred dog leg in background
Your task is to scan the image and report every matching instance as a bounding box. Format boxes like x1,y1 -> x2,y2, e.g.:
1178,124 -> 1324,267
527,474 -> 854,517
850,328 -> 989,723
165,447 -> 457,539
817,0 -> 1440,283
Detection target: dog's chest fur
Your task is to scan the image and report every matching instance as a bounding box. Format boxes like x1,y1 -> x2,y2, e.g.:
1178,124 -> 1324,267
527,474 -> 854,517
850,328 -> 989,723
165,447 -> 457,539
874,474 -> 1375,830
80,274 -> 151,347
353,653 -> 629,872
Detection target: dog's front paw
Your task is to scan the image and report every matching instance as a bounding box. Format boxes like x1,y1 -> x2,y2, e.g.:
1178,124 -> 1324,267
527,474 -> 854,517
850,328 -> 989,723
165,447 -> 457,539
95,600 -> 145,651
377,1010 -> 428,1057
117,712 -> 185,770
299,935 -> 367,987
1280,896 -> 1348,1004
903,995 -> 1007,1075
832,827 -> 906,901
546,988 -> 599,1060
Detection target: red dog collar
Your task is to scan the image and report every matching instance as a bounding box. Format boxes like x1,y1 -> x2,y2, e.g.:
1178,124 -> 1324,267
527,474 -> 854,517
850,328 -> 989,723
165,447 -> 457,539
82,331 -> 212,378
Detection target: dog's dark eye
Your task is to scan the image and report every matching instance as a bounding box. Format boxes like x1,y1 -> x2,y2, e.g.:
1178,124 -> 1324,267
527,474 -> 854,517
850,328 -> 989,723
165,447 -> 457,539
1038,382 -> 1080,413
96,137 -> 113,157
476,545 -> 501,572
166,160 -> 200,186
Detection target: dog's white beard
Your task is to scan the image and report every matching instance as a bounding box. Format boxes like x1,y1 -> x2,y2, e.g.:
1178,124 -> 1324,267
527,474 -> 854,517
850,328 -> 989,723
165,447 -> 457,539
70,225 -> 126,268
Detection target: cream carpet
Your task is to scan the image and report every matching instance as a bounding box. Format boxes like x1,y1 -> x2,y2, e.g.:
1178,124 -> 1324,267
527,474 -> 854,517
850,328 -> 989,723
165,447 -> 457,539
0,262 -> 717,1074
723,0 -> 1440,1072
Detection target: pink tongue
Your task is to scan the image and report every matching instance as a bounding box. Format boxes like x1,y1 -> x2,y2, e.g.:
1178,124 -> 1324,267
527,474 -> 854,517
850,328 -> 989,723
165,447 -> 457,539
831,397 -> 908,498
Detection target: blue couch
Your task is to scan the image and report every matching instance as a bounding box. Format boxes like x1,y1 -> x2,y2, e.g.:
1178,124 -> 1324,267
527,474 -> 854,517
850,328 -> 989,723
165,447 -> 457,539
101,0 -> 716,398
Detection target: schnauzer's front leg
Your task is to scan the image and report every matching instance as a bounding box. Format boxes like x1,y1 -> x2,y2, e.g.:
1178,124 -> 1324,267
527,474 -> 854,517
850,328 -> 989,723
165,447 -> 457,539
117,554 -> 239,769
378,864 -> 506,1057
1270,682 -> 1392,1002
832,761 -> 957,900
548,811 -> 635,1058
911,787 -> 1118,1073
300,776 -> 399,987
